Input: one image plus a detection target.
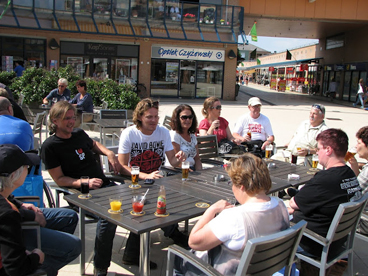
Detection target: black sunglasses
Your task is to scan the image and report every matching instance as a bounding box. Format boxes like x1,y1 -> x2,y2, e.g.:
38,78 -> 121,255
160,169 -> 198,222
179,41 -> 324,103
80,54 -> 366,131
312,104 -> 324,114
210,105 -> 222,110
180,115 -> 194,120
145,100 -> 159,108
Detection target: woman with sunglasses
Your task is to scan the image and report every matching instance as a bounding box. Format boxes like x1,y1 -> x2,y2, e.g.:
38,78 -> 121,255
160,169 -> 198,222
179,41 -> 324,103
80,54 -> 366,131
174,154 -> 289,275
199,96 -> 239,145
170,104 -> 202,171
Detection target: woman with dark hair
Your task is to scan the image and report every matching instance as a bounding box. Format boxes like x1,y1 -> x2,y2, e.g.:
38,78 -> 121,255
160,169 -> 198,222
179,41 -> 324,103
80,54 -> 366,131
69,80 -> 94,128
198,96 -> 239,145
175,153 -> 289,275
170,104 -> 202,171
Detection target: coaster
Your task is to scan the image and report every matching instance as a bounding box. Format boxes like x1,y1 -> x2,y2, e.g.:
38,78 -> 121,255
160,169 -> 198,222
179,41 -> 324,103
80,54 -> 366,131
307,171 -> 316,175
154,212 -> 170,217
195,202 -> 210,208
108,209 -> 123,214
130,210 -> 146,216
78,194 -> 92,199
129,184 -> 142,189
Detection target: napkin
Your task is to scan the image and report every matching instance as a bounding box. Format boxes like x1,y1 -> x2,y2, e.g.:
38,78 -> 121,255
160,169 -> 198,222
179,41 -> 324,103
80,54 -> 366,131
288,174 -> 300,181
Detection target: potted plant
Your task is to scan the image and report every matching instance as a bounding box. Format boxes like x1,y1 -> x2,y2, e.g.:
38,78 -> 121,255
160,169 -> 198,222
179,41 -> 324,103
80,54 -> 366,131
199,17 -> 203,23
184,13 -> 195,22
220,19 -> 225,25
204,16 -> 210,24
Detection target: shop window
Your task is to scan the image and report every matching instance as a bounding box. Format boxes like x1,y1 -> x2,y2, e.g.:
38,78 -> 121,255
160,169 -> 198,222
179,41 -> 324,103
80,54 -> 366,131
196,61 -> 223,98
112,57 -> 138,84
151,59 -> 179,97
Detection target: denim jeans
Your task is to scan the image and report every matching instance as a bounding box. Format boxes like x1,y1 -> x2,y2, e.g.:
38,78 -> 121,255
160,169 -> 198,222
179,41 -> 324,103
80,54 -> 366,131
24,208 -> 81,276
355,93 -> 364,106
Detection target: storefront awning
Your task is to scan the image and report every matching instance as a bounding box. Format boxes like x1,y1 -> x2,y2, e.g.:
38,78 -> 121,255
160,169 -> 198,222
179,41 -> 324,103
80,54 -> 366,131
237,57 -> 323,71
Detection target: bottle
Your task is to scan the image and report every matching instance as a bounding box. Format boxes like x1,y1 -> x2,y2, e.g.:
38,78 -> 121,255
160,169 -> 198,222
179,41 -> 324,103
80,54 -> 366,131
156,185 -> 166,214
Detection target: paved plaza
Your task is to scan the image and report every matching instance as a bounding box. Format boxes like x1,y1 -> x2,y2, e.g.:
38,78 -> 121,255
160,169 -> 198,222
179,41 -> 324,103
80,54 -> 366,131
40,82 -> 368,275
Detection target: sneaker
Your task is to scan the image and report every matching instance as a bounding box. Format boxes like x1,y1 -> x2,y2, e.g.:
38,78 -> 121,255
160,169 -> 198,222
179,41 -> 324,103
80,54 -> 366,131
122,257 -> 158,269
278,190 -> 287,199
353,103 -> 356,107
170,228 -> 189,249
94,267 -> 107,276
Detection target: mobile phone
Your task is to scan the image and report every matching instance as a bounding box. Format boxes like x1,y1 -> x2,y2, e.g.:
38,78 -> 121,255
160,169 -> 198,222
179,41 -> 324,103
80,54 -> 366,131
144,179 -> 155,185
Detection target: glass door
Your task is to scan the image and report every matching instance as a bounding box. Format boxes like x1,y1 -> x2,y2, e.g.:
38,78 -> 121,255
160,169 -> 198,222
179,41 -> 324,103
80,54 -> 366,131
92,58 -> 109,79
179,60 -> 196,98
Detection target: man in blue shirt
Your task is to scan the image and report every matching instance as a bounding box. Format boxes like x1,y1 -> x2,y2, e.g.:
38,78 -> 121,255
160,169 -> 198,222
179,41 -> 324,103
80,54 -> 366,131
13,61 -> 25,77
0,96 -> 33,150
43,78 -> 71,104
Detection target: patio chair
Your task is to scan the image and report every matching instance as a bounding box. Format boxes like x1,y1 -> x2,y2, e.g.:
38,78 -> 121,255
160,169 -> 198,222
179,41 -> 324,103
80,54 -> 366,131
99,109 -> 127,146
80,111 -> 99,131
196,135 -> 224,166
296,193 -> 368,276
355,211 -> 368,242
163,115 -> 172,130
166,220 -> 307,276
32,111 -> 47,151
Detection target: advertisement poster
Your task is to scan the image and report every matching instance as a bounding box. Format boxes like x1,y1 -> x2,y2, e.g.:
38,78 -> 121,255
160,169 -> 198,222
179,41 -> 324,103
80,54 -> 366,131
278,80 -> 286,91
49,60 -> 58,70
67,57 -> 84,74
116,59 -> 130,81
270,79 -> 277,90
165,62 -> 178,82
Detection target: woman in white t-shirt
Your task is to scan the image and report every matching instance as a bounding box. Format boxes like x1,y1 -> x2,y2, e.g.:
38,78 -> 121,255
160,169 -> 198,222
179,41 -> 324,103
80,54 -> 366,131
170,104 -> 202,171
178,154 -> 289,275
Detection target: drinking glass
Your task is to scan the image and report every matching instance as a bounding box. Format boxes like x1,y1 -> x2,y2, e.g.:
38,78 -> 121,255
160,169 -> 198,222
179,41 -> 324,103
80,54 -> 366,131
265,144 -> 273,160
291,149 -> 298,166
79,176 -> 90,199
182,161 -> 190,181
131,195 -> 145,215
130,166 -> 141,189
310,154 -> 319,171
344,147 -> 357,162
109,197 -> 123,213
52,97 -> 57,105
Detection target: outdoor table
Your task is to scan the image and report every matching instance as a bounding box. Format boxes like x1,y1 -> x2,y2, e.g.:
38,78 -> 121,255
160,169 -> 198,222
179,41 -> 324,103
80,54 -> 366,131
94,118 -> 128,146
64,184 -> 210,276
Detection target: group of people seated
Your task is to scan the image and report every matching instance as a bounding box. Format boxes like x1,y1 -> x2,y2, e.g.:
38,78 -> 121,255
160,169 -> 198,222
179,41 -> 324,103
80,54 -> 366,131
0,87 -> 367,276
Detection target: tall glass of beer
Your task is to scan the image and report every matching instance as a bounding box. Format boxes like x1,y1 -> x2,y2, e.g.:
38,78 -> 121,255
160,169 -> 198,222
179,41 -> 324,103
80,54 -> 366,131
130,166 -> 141,189
344,147 -> 357,162
265,144 -> 273,160
182,161 -> 190,181
310,154 -> 319,171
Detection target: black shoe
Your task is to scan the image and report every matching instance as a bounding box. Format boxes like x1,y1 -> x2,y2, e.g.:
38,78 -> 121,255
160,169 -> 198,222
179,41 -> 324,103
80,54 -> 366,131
287,188 -> 299,197
170,228 -> 189,249
94,267 -> 107,276
278,190 -> 287,199
122,257 -> 157,269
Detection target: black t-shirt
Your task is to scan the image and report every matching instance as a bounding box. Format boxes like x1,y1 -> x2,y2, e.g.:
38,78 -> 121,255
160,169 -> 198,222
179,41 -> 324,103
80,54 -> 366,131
293,165 -> 361,256
41,128 -> 110,187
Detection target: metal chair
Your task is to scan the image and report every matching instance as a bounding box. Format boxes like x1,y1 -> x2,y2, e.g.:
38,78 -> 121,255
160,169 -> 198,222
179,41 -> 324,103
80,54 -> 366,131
166,220 -> 307,276
296,193 -> 368,276
196,135 -> 224,166
80,111 -> 99,131
32,111 -> 47,151
99,109 -> 127,146
162,115 -> 172,130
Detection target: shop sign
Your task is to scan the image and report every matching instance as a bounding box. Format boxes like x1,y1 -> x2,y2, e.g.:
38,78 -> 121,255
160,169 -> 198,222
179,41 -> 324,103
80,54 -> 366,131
324,66 -> 332,71
291,77 -> 297,81
335,64 -> 344,71
151,46 -> 225,61
268,67 -> 274,71
286,67 -> 294,74
300,64 -> 308,71
270,79 -> 277,89
85,43 -> 117,56
278,80 -> 286,92
298,77 -> 305,82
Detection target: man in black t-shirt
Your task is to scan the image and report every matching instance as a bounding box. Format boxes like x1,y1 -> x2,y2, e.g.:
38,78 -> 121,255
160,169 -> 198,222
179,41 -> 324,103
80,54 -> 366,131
41,101 -> 122,276
289,129 -> 361,257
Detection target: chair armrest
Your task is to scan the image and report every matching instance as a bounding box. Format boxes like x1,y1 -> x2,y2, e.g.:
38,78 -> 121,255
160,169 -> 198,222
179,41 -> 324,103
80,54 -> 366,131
291,221 -> 328,246
167,245 -> 222,276
16,196 -> 41,203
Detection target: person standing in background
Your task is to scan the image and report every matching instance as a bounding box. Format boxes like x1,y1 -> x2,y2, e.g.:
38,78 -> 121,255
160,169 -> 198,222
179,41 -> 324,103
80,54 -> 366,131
353,78 -> 366,108
14,61 -> 25,77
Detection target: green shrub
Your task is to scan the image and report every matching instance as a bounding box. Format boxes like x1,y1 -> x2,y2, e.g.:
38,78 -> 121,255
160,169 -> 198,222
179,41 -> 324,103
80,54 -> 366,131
0,71 -> 16,86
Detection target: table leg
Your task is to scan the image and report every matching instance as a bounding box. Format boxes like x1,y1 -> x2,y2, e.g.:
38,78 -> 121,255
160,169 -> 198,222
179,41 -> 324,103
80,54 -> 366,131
139,232 -> 150,276
99,127 -> 103,146
79,208 -> 86,275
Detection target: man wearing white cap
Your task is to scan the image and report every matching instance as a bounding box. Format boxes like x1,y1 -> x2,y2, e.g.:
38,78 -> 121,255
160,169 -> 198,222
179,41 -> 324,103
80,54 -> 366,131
232,97 -> 274,151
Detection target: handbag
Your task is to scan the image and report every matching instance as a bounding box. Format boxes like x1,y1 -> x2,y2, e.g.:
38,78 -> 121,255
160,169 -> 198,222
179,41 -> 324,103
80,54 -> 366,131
218,139 -> 246,155
12,164 -> 44,207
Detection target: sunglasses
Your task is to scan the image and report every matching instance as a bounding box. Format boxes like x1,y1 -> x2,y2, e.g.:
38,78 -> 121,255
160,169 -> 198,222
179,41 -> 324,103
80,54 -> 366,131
312,104 -> 324,114
210,105 -> 222,110
145,100 -> 159,108
180,115 -> 194,120
58,85 -> 65,88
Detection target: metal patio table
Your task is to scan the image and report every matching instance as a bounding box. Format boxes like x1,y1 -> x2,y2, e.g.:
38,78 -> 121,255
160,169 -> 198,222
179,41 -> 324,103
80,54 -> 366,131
64,183 -> 210,276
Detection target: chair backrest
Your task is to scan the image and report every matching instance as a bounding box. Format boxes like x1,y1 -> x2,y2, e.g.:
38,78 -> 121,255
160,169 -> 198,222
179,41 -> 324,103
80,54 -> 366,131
18,93 -> 25,106
32,111 -> 47,135
163,115 -> 172,130
100,109 -> 127,120
197,135 -> 219,160
237,220 -> 307,276
326,193 -> 368,247
101,101 -> 108,109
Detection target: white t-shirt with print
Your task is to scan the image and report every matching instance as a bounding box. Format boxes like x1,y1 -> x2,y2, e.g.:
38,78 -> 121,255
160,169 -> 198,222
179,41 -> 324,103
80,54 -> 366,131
233,113 -> 273,141
170,130 -> 197,166
118,125 -> 173,173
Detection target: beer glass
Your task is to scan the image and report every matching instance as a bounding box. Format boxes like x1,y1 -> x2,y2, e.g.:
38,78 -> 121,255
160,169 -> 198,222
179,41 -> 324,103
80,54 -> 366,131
344,147 -> 357,162
265,144 -> 273,160
79,176 -> 90,199
130,166 -> 141,189
310,154 -> 319,171
247,131 -> 252,139
182,161 -> 190,181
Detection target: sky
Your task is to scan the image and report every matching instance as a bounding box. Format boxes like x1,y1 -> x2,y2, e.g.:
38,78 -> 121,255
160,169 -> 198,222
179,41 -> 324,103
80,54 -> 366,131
243,36 -> 319,53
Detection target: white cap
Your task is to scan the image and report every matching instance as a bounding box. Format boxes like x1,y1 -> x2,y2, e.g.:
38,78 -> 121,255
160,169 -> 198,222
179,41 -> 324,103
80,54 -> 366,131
248,97 -> 262,106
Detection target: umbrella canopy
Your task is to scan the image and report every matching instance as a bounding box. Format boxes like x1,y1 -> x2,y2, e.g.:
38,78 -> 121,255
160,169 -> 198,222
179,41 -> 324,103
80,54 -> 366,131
202,65 -> 221,71
180,66 -> 195,71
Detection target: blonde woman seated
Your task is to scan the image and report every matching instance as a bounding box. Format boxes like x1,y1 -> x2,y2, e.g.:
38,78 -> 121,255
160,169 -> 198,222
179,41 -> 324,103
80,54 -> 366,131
170,104 -> 202,171
177,154 -> 290,275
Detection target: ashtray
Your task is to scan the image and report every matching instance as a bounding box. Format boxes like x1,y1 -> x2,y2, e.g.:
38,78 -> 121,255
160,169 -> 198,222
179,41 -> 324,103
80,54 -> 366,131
267,163 -> 276,169
213,174 -> 226,182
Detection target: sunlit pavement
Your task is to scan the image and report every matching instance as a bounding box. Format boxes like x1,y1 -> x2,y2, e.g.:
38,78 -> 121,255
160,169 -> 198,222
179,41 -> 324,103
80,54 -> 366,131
41,82 -> 368,275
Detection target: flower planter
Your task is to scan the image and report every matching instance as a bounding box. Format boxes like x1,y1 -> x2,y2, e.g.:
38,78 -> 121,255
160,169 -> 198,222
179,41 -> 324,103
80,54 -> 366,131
184,17 -> 196,22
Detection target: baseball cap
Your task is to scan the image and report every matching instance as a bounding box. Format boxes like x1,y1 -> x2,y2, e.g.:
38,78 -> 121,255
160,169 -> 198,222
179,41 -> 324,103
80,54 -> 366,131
248,97 -> 262,106
0,144 -> 40,177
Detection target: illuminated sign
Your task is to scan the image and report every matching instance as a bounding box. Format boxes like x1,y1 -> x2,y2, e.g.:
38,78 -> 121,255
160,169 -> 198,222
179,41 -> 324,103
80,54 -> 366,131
151,46 -> 225,61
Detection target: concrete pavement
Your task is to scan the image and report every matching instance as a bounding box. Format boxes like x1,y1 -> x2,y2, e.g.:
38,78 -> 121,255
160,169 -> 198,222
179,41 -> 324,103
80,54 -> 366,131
44,82 -> 368,275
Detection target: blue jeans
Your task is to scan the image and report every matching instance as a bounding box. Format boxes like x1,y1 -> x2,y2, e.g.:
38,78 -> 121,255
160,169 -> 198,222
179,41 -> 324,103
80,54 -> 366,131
24,208 -> 81,276
355,94 -> 364,106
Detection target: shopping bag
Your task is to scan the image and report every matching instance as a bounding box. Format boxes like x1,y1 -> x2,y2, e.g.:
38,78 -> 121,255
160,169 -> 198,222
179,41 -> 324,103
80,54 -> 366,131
12,164 -> 44,207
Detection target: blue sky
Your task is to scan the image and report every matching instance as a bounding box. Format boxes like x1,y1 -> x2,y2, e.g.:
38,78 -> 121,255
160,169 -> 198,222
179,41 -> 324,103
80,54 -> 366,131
244,36 -> 319,53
